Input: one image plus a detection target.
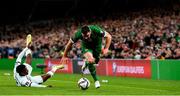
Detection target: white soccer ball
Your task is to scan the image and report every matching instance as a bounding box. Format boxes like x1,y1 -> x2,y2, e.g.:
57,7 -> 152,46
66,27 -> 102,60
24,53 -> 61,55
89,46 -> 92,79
78,78 -> 90,90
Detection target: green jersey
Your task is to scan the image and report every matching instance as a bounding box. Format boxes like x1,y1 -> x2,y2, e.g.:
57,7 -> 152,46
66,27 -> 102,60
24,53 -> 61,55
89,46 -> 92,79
71,25 -> 106,63
71,25 -> 106,50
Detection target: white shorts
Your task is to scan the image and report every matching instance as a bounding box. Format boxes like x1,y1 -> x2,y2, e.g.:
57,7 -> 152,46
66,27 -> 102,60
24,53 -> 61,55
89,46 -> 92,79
30,75 -> 43,84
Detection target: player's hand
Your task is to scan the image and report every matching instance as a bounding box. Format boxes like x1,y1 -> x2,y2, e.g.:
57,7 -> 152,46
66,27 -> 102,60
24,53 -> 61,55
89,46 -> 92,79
102,48 -> 109,55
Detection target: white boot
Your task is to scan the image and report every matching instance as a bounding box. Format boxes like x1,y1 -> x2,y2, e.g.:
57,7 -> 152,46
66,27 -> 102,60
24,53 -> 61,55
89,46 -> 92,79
47,65 -> 64,77
95,81 -> 100,89
26,34 -> 32,47
51,65 -> 64,72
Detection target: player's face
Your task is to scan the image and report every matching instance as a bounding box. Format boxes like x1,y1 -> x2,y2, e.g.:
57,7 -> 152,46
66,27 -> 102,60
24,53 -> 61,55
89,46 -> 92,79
21,67 -> 28,76
82,31 -> 91,40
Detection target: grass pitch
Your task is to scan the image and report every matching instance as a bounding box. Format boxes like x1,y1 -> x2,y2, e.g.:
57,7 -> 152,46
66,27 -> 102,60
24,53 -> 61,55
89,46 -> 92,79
0,70 -> 180,95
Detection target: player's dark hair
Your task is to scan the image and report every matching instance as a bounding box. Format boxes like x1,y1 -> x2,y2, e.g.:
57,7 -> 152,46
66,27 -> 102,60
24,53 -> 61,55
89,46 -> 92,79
16,64 -> 26,74
81,25 -> 90,34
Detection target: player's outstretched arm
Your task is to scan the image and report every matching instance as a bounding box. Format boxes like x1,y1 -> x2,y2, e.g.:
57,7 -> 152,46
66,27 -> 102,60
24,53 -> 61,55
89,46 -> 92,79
63,39 -> 73,58
61,39 -> 73,64
102,32 -> 112,55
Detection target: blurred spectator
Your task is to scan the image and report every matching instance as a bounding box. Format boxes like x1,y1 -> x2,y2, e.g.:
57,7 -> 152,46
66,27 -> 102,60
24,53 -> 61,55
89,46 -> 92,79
0,5 -> 180,59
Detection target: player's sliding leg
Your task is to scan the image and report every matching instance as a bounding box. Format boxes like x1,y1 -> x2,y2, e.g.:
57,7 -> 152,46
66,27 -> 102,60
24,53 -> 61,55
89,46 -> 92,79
16,34 -> 32,63
42,64 -> 64,82
41,74 -> 51,82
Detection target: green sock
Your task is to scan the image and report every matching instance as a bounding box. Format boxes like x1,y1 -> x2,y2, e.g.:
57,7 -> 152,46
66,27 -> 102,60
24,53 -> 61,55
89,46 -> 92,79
85,61 -> 89,67
88,63 -> 98,81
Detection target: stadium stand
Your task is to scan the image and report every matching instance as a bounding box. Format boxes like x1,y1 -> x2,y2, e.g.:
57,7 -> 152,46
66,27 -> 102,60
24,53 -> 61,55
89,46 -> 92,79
0,3 -> 180,59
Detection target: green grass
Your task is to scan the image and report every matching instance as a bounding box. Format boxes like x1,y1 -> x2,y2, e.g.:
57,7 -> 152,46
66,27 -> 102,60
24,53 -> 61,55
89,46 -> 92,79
0,70 -> 180,95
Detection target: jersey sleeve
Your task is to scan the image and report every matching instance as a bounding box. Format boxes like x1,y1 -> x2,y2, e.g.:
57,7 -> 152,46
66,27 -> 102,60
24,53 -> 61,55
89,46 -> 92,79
90,25 -> 106,37
70,29 -> 82,43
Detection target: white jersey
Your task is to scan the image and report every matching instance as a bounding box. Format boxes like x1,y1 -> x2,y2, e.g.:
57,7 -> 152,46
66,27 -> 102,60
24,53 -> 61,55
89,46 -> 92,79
13,48 -> 48,87
13,62 -> 43,87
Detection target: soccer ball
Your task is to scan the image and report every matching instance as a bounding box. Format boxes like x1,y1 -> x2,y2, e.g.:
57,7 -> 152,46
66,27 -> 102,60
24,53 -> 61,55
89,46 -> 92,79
78,78 -> 90,90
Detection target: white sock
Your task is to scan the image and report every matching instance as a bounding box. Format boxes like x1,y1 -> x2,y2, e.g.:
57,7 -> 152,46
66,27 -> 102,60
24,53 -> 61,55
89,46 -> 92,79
47,71 -> 54,77
51,66 -> 58,73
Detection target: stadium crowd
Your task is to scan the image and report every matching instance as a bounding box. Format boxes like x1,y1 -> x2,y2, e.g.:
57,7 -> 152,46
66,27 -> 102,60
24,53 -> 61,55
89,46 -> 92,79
0,6 -> 180,59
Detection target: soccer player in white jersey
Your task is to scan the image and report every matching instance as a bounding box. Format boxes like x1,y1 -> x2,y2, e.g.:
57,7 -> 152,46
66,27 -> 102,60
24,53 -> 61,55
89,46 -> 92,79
13,34 -> 64,87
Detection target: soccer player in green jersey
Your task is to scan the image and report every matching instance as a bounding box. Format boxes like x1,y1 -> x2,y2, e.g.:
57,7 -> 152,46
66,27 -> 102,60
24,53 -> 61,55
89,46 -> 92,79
61,25 -> 112,88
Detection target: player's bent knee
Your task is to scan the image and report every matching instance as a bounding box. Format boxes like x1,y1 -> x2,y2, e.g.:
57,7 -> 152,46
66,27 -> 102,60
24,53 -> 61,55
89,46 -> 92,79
84,52 -> 95,63
86,58 -> 95,64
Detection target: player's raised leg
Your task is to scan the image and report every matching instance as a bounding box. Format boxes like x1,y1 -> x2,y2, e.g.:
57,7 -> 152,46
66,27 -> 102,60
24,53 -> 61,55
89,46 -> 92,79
83,52 -> 100,88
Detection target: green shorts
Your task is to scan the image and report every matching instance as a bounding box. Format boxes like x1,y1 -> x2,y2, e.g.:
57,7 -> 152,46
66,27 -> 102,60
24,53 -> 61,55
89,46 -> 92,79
82,47 -> 101,64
